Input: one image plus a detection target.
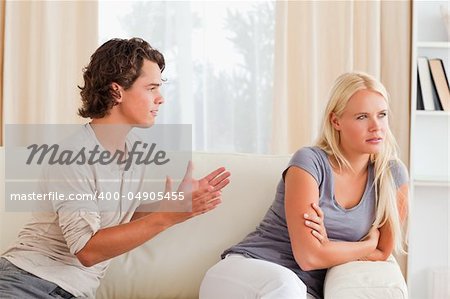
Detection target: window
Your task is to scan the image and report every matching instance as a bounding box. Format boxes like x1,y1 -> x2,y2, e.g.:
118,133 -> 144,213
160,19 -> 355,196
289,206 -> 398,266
99,1 -> 275,153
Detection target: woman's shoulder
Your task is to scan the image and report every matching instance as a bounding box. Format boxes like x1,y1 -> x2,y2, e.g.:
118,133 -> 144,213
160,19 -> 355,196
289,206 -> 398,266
388,159 -> 409,188
291,146 -> 327,161
286,146 -> 329,183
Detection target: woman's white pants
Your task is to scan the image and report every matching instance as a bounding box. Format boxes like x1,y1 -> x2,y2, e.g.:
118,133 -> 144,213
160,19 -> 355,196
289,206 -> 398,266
200,254 -> 315,299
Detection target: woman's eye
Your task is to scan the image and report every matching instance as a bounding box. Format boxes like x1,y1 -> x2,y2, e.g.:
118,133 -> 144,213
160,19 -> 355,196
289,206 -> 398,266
356,115 -> 366,120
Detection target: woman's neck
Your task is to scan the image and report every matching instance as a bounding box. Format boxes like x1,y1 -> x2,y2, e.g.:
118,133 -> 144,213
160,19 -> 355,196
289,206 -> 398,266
331,148 -> 370,176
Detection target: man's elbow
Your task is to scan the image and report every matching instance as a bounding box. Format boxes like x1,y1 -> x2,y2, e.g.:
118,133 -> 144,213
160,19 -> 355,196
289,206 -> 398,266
378,250 -> 391,261
76,250 -> 97,267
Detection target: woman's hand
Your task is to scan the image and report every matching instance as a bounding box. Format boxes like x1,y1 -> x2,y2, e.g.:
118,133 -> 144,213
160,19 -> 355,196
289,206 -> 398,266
365,226 -> 380,248
304,203 -> 329,244
357,227 -> 381,261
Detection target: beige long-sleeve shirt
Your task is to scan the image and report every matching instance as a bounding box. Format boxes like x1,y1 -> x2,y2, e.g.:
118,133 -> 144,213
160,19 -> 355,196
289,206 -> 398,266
2,124 -> 147,298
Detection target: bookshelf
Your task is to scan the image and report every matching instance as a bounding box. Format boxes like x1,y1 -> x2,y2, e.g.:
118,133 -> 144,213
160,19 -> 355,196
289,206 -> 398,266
408,1 -> 450,299
415,110 -> 450,116
417,41 -> 450,48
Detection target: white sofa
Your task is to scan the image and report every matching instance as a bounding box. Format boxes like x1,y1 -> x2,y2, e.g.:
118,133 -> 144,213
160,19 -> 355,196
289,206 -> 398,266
0,151 -> 408,298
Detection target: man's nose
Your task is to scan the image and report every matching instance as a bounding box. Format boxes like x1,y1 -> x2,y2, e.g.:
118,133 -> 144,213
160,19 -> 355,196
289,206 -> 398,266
155,94 -> 164,105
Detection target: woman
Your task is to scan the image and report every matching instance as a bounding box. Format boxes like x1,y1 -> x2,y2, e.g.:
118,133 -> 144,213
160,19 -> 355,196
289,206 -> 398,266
200,72 -> 409,299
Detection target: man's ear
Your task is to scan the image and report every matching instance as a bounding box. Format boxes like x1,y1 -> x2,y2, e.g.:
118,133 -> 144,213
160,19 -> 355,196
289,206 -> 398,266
330,113 -> 341,130
111,82 -> 123,103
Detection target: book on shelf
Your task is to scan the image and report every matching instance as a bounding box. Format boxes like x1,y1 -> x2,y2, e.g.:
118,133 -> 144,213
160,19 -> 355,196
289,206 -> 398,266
417,57 -> 439,111
416,72 -> 425,110
429,58 -> 450,112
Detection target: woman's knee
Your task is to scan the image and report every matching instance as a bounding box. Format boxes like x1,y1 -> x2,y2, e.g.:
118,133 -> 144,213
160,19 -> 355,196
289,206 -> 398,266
200,256 -> 307,299
257,264 -> 307,298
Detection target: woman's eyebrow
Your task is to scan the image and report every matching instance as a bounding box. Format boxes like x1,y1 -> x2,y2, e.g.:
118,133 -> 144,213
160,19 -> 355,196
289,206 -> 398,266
353,109 -> 388,116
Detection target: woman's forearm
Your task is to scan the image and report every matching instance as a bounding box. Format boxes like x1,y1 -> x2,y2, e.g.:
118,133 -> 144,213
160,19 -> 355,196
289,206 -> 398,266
299,238 -> 377,271
359,248 -> 390,261
360,222 -> 394,261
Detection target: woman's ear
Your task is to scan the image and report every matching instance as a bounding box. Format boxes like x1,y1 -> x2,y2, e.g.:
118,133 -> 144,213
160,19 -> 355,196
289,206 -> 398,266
330,113 -> 341,130
111,82 -> 123,103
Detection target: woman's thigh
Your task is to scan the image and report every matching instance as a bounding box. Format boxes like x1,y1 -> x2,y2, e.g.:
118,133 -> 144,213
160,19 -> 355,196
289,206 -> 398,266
200,254 -> 311,299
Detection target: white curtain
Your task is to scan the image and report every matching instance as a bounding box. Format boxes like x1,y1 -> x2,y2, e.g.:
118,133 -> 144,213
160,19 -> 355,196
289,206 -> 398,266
271,0 -> 411,276
2,1 -> 411,159
3,1 -> 98,125
99,1 -> 275,153
0,0 -> 5,144
272,0 -> 411,165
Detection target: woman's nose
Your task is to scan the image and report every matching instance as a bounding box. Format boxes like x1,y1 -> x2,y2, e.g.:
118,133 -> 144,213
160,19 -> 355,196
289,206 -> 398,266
369,118 -> 380,131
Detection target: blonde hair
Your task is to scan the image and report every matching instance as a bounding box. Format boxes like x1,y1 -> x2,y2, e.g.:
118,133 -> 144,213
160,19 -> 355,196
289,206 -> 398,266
316,71 -> 405,253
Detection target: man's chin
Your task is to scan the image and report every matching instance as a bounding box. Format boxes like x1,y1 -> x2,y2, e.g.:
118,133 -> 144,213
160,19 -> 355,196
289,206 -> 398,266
132,122 -> 154,129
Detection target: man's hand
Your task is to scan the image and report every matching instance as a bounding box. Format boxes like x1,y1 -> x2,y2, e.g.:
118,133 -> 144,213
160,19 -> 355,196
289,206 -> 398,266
176,161 -> 230,195
160,161 -> 230,224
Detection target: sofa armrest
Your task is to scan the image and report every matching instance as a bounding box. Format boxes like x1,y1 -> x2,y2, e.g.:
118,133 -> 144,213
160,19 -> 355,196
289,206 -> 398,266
324,255 -> 408,299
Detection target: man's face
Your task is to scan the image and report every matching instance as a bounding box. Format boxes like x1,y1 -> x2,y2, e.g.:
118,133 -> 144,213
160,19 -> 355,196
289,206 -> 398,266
117,59 -> 164,127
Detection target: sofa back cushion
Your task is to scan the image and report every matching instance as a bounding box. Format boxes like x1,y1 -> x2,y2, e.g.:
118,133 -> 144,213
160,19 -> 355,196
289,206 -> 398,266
0,149 -> 33,252
96,152 -> 290,299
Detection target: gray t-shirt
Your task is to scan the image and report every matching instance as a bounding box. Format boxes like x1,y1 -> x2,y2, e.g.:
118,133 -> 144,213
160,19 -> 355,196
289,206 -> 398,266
223,146 -> 408,299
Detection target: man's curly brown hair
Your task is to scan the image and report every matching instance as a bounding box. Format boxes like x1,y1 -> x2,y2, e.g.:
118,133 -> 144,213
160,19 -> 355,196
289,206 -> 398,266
78,38 -> 165,119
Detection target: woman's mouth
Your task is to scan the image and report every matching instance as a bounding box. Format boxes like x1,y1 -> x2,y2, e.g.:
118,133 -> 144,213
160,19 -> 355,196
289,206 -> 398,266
366,137 -> 383,144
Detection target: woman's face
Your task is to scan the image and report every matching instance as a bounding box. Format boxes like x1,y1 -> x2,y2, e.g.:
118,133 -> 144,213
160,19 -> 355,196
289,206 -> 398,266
332,89 -> 389,156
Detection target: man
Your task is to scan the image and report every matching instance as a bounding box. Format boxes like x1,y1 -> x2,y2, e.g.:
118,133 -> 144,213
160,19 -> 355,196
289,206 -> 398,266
0,38 -> 230,298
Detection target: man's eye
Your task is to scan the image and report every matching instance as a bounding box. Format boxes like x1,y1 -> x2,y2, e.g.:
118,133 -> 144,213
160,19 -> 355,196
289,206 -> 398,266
379,112 -> 387,118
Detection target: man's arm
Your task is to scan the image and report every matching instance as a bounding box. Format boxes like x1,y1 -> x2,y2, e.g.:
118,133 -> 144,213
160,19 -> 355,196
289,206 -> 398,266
285,167 -> 379,271
76,186 -> 221,267
76,164 -> 230,267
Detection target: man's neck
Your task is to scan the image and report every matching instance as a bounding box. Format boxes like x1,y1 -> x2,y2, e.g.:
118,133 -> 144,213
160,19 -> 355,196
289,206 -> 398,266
90,118 -> 131,154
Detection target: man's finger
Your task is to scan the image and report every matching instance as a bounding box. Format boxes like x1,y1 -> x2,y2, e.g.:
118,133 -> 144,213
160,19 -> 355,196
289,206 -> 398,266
209,171 -> 231,187
186,160 -> 194,178
165,176 -> 173,193
180,161 -> 194,184
202,167 -> 226,182
211,177 -> 230,192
